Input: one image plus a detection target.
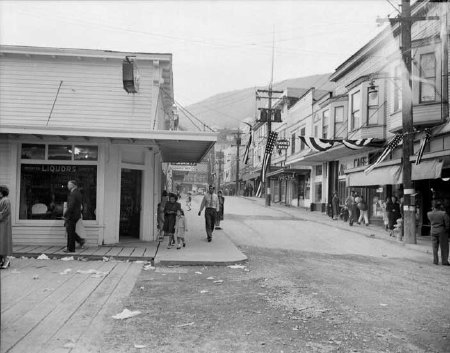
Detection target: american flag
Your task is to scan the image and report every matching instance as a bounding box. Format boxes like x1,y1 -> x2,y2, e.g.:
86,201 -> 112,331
261,131 -> 278,181
298,136 -> 335,152
415,129 -> 431,165
365,134 -> 403,174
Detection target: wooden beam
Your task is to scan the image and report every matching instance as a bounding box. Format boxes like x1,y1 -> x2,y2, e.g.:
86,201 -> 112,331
33,134 -> 43,140
59,135 -> 68,140
83,136 -> 90,141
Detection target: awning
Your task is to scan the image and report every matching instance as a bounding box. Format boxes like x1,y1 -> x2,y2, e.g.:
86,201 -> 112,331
266,168 -> 310,178
0,125 -> 217,163
347,159 -> 443,187
242,169 -> 262,181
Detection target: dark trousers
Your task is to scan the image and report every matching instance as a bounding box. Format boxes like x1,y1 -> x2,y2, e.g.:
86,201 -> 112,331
431,232 -> 449,265
66,219 -> 84,252
205,208 -> 216,240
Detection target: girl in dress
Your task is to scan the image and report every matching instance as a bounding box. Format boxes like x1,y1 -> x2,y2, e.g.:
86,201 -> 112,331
163,193 -> 181,248
174,209 -> 188,249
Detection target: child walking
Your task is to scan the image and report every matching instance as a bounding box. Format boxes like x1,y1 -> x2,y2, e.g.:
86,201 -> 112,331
174,209 -> 188,249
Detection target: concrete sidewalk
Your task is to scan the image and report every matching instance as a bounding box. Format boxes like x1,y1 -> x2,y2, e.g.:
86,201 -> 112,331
154,196 -> 247,266
242,196 -> 432,256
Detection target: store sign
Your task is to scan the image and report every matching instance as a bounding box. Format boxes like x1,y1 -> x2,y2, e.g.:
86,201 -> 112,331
276,139 -> 290,150
353,155 -> 369,168
22,164 -> 78,173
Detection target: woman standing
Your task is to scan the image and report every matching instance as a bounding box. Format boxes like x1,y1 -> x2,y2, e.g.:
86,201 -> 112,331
215,190 -> 225,230
386,196 -> 401,236
164,193 -> 181,249
0,185 -> 12,269
381,198 -> 390,231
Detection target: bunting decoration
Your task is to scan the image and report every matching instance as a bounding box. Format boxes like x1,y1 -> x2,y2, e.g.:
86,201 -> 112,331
364,134 -> 403,174
415,128 -> 431,165
242,126 -> 253,165
341,138 -> 384,150
298,136 -> 335,152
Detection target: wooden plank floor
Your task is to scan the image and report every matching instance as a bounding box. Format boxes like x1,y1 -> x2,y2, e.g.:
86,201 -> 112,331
12,243 -> 157,261
1,258 -> 143,353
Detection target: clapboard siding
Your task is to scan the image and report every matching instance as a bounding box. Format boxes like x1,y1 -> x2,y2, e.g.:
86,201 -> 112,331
12,225 -> 100,246
0,55 -> 156,131
0,141 -> 11,186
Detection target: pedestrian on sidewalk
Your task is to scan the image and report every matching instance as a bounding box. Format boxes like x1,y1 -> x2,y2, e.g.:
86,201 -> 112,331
164,193 -> 181,248
331,193 -> 340,220
381,198 -> 390,231
186,193 -> 192,211
345,193 -> 354,224
198,185 -> 219,242
157,191 -> 168,241
215,190 -> 225,229
174,209 -> 188,249
0,185 -> 12,269
348,193 -> 359,226
357,197 -> 369,226
387,196 -> 401,236
427,200 -> 450,266
63,180 -> 85,253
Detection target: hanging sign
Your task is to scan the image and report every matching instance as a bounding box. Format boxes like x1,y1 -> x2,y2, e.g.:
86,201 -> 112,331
276,139 -> 290,150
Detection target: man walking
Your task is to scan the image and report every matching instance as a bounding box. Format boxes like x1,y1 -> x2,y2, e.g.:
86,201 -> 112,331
427,200 -> 450,266
63,180 -> 85,253
198,185 -> 219,242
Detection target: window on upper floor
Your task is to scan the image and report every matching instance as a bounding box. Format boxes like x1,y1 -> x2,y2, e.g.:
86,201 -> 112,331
300,127 -> 306,151
334,106 -> 345,138
419,52 -> 436,103
367,85 -> 379,126
393,65 -> 402,112
322,110 -> 329,139
351,90 -> 361,131
291,132 -> 296,154
314,124 -> 319,137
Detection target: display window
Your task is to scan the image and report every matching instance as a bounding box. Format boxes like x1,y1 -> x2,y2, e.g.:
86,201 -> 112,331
18,143 -> 98,221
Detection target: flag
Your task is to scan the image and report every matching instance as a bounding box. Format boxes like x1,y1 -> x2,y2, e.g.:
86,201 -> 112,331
261,131 -> 278,181
415,128 -> 431,165
298,136 -> 335,152
242,127 -> 253,165
341,138 -> 384,150
364,134 -> 403,174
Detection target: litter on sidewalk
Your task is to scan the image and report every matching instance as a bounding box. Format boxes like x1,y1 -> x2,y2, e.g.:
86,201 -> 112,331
112,308 -> 141,320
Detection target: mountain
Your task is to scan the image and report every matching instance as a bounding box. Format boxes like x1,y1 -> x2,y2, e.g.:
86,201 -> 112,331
182,73 -> 334,130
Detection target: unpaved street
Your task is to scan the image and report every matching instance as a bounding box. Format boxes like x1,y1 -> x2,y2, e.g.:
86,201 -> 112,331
104,197 -> 450,353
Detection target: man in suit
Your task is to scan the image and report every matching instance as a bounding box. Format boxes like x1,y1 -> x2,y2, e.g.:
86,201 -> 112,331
427,200 -> 450,266
198,184 -> 219,242
64,180 -> 85,253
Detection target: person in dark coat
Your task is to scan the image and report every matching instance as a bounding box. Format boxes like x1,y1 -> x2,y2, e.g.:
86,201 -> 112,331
164,193 -> 181,248
0,185 -> 12,269
215,190 -> 225,229
386,196 -> 401,236
63,180 -> 85,253
427,200 -> 450,265
331,193 -> 340,220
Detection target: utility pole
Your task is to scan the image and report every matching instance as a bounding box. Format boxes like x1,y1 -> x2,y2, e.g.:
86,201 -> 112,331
256,88 -> 283,206
235,131 -> 242,196
379,0 -> 439,244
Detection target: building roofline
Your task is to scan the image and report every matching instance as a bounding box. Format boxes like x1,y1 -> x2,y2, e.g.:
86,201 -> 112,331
0,44 -> 172,62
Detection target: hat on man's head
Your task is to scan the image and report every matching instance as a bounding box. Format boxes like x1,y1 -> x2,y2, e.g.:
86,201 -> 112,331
68,180 -> 78,187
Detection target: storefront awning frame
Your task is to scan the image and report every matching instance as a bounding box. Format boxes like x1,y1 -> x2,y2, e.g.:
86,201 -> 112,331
0,125 -> 217,163
266,167 -> 310,178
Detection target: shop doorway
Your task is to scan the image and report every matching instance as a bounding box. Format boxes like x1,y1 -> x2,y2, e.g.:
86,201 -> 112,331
119,168 -> 142,239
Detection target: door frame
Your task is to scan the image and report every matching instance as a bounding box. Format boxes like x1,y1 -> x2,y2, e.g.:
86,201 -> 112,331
119,163 -> 145,241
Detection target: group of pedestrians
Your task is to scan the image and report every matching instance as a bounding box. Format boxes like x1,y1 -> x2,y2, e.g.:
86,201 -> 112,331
342,192 -> 370,227
157,191 -> 187,250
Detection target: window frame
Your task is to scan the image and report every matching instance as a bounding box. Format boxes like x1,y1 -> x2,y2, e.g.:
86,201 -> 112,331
334,106 -> 345,138
322,109 -> 329,139
17,142 -> 100,225
419,52 -> 437,103
367,85 -> 379,126
350,90 -> 361,131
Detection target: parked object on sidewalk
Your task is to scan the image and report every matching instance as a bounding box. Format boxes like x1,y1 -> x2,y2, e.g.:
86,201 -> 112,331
340,207 -> 349,222
393,218 -> 403,241
427,200 -> 450,265
0,185 -> 13,269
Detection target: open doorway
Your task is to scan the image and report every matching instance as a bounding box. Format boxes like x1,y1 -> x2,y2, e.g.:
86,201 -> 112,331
119,168 -> 142,240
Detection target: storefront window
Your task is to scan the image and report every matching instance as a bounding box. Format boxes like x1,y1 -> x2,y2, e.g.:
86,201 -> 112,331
74,145 -> 98,161
21,144 -> 45,160
315,182 -> 322,202
19,164 -> 97,220
419,53 -> 436,103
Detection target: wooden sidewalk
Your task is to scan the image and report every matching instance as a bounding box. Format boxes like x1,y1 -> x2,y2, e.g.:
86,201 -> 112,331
12,243 -> 158,261
1,258 -> 143,352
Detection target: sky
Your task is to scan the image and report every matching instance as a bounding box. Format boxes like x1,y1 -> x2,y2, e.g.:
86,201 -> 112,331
0,0 -> 396,105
